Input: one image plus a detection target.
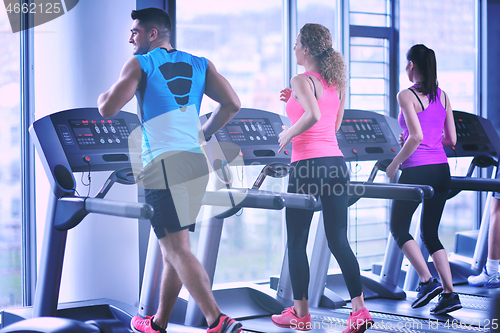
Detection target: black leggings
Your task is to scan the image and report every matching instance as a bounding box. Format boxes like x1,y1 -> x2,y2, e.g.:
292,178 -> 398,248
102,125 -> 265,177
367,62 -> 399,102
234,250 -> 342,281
286,156 -> 363,300
390,163 -> 451,255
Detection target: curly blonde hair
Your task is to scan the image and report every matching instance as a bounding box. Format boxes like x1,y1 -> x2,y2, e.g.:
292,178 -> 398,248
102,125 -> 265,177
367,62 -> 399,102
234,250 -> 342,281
300,23 -> 347,90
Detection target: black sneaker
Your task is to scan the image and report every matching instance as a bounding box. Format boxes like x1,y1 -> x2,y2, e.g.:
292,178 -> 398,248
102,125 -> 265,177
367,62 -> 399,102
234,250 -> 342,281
412,277 -> 443,308
430,292 -> 462,315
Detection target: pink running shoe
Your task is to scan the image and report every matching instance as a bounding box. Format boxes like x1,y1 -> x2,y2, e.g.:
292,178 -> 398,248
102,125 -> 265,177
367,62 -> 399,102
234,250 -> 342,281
131,315 -> 164,333
271,307 -> 312,331
342,308 -> 374,333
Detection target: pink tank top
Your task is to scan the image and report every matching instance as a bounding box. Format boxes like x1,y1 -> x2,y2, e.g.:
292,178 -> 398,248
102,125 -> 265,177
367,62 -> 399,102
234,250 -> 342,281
286,71 -> 343,163
398,86 -> 448,169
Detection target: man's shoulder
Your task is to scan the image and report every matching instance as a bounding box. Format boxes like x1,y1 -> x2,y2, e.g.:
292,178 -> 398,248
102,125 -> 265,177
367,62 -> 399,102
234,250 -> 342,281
174,50 -> 207,64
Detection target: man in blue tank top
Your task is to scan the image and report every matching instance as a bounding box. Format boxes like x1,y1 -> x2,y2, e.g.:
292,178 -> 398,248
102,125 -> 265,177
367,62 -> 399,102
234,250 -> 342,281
98,7 -> 242,333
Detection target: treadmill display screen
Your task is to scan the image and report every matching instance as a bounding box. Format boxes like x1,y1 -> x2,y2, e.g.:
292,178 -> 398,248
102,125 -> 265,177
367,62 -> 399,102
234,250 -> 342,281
341,118 -> 387,144
62,119 -> 133,150
455,117 -> 489,142
219,118 -> 279,145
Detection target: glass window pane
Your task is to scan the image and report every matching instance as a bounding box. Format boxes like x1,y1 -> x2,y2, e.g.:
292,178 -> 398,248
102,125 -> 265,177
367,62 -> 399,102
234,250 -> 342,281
351,62 -> 387,78
351,37 -> 386,46
0,8 -> 22,309
350,13 -> 389,27
350,45 -> 385,62
350,95 -> 386,111
350,0 -> 388,14
177,2 -> 283,118
350,78 -> 386,95
350,0 -> 389,27
399,0 -> 477,252
297,0 -> 337,47
177,0 -> 284,284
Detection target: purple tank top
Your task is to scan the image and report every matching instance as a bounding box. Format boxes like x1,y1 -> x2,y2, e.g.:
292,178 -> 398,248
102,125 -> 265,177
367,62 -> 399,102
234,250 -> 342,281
398,86 -> 448,169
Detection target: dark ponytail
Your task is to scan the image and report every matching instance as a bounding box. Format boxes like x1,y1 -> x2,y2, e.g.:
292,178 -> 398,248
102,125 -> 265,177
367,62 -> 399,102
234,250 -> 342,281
406,44 -> 438,102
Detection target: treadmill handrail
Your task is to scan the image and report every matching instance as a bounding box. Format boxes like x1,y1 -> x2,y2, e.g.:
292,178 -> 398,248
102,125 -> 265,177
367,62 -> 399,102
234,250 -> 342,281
349,181 -> 425,201
365,182 -> 434,199
84,197 -> 154,219
54,197 -> 154,231
201,189 -> 285,210
450,177 -> 500,192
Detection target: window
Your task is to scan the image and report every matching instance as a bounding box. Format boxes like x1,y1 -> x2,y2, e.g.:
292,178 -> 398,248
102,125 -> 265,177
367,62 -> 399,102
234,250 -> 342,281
0,7 -> 22,309
346,0 -> 395,269
176,0 -> 284,284
350,0 -> 390,27
349,37 -> 389,113
10,126 -> 19,145
297,0 -> 338,46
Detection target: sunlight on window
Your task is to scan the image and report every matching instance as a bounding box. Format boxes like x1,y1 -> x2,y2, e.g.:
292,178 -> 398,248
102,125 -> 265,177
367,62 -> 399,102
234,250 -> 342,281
0,6 -> 22,309
177,0 -> 285,284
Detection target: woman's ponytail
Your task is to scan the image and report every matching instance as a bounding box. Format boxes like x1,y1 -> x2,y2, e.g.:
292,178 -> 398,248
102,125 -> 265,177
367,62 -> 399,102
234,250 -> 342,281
407,44 -> 438,101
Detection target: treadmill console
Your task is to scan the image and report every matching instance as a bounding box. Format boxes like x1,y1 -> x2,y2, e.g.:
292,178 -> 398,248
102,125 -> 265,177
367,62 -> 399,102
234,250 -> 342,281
61,118 -> 133,150
340,118 -> 387,144
445,111 -> 500,157
338,110 -> 401,161
219,118 -> 279,146
201,108 -> 291,165
32,108 -> 141,173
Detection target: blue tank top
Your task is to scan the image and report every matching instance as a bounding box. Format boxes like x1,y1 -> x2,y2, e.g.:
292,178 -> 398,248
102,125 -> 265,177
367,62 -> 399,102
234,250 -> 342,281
135,48 -> 208,166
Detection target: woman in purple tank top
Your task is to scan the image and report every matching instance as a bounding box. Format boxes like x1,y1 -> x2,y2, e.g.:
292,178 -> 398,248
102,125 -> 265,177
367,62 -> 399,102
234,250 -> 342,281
386,44 -> 461,315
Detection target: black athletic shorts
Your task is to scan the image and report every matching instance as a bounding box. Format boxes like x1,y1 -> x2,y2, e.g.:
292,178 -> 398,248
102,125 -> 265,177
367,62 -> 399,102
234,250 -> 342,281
139,151 -> 209,239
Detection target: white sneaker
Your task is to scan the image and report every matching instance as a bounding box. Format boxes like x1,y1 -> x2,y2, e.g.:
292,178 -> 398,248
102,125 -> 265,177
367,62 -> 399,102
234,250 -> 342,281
468,266 -> 494,287
485,272 -> 500,289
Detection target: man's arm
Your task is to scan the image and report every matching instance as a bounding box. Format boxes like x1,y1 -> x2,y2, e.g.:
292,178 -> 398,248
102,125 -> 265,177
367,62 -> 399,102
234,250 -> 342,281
201,60 -> 241,139
98,57 -> 142,118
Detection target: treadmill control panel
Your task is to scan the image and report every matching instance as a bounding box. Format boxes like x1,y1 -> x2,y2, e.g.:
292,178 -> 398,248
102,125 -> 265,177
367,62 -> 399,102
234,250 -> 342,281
337,110 -> 401,161
455,117 -> 486,142
59,118 -> 135,150
34,108 -> 142,172
216,118 -> 279,145
340,118 -> 387,144
445,111 -> 500,157
201,108 -> 291,165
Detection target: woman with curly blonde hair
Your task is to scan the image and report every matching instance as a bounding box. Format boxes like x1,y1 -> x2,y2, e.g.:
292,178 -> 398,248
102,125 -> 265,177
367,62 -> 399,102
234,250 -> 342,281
271,23 -> 373,333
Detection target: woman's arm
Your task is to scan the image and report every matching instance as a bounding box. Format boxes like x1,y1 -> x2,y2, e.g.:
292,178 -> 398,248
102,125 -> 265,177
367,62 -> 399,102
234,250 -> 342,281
441,90 -> 457,147
278,74 -> 321,153
386,89 -> 424,180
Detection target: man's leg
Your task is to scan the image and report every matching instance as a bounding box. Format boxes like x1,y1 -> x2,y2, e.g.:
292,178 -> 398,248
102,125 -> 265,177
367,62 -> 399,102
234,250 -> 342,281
487,197 -> 500,267
468,196 -> 500,286
152,255 -> 183,328
156,228 -> 221,327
